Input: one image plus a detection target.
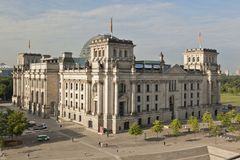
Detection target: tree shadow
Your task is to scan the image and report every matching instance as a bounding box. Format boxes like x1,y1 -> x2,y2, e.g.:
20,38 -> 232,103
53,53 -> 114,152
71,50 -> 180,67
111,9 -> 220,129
185,138 -> 201,142
145,137 -> 165,142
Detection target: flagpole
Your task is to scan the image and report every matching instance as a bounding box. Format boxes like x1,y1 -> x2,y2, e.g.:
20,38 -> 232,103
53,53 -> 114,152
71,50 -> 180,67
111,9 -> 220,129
29,40 -> 31,53
110,17 -> 113,38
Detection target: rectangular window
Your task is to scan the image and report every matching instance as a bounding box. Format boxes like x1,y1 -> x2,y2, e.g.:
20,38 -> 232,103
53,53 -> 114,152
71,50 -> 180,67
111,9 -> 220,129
155,95 -> 158,101
76,84 -> 78,90
76,102 -> 78,108
190,100 -> 193,106
74,114 -> 76,120
137,105 -> 141,112
146,84 -> 150,92
155,104 -> 158,111
76,94 -> 78,99
146,95 -> 150,102
155,84 -> 158,92
79,115 -> 81,122
66,100 -> 68,106
147,104 -> 149,112
184,101 -> 186,107
184,93 -> 187,99
70,93 -> 73,98
137,85 -> 141,93
70,83 -> 73,90
66,83 -> 68,89
81,103 -> 83,109
137,96 -> 141,102
184,83 -> 187,91
66,92 -> 68,98
81,84 -> 84,91
197,100 -> 199,106
81,94 -> 83,100
197,92 -> 200,98
191,83 -> 194,90
191,93 -> 193,98
68,113 -> 71,119
197,83 -> 200,90
70,101 -> 72,107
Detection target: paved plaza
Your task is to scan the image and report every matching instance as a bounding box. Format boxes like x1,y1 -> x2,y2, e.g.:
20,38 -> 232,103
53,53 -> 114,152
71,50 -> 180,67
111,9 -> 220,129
1,103 -> 240,160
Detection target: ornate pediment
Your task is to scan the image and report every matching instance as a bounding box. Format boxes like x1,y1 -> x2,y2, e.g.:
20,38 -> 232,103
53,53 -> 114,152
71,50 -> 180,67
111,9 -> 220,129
165,64 -> 187,75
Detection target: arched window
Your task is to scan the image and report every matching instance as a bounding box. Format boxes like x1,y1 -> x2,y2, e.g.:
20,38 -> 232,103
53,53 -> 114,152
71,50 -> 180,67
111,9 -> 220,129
197,57 -> 199,62
113,49 -> 117,57
124,50 -> 128,57
188,57 -> 191,62
102,50 -> 105,57
119,50 -> 122,57
192,57 -> 195,62
119,83 -> 126,93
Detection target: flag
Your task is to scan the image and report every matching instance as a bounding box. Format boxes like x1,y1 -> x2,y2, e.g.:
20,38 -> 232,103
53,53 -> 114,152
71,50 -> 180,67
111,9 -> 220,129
29,40 -> 31,49
109,17 -> 113,34
197,32 -> 203,48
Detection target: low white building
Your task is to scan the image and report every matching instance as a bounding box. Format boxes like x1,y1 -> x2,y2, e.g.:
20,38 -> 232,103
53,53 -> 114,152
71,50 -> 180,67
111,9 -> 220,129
12,34 -> 221,134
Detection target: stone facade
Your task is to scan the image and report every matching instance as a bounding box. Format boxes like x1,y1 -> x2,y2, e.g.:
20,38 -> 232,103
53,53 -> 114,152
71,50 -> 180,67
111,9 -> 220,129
12,34 -> 222,134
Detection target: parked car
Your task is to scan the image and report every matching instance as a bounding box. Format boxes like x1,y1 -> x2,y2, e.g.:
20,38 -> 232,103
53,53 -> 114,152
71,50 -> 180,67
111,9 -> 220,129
27,121 -> 36,128
33,123 -> 47,130
37,135 -> 50,141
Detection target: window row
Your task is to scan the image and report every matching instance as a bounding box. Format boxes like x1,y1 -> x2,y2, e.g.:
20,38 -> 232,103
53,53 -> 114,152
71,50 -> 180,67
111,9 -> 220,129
137,95 -> 159,102
184,92 -> 200,99
137,84 -> 159,93
113,49 -> 128,58
65,93 -> 84,99
65,100 -> 84,109
184,83 -> 200,91
137,103 -> 159,112
65,83 -> 84,90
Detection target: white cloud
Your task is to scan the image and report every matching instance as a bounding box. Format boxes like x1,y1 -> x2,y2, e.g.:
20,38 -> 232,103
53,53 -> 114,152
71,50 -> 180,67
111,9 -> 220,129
0,1 -> 240,72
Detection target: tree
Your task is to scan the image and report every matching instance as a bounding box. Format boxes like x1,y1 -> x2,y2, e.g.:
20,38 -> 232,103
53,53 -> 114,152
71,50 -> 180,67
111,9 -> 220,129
210,124 -> 221,144
202,111 -> 213,130
235,113 -> 240,124
7,111 -> 27,139
169,119 -> 182,136
217,111 -> 236,133
0,84 -> 7,100
187,116 -> 199,138
151,120 -> 164,139
128,123 -> 143,142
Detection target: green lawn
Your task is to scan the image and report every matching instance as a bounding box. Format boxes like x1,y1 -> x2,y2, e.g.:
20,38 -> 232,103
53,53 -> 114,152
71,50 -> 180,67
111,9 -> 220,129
221,93 -> 240,106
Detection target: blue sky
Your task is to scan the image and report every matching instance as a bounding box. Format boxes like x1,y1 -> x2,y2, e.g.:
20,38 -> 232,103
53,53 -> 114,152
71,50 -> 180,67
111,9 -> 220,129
1,0 -> 240,73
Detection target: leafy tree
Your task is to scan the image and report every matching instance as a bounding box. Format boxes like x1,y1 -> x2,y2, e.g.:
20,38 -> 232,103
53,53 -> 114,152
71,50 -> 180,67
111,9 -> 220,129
235,113 -> 240,124
0,112 -> 8,138
128,122 -> 143,142
187,116 -> 199,138
7,111 -> 27,139
202,111 -> 213,129
169,119 -> 182,136
0,77 -> 13,101
210,124 -> 221,144
151,120 -> 164,139
0,84 -> 7,100
217,111 -> 236,133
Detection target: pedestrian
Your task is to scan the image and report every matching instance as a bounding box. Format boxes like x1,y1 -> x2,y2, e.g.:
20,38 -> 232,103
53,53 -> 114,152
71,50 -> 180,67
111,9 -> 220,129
27,152 -> 30,159
163,141 -> 166,146
71,137 -> 74,142
98,141 -> 101,146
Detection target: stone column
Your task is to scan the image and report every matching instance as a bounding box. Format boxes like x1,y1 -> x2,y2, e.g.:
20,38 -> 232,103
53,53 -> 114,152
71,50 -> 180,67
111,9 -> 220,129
114,81 -> 118,115
131,82 -> 136,113
97,82 -> 103,114
85,82 -> 89,112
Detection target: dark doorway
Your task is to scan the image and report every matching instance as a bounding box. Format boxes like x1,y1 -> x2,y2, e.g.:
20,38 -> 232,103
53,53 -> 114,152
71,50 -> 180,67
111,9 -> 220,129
124,122 -> 129,130
147,117 -> 151,125
215,110 -> 218,116
138,118 -> 142,126
88,120 -> 93,128
169,96 -> 175,119
185,112 -> 188,119
119,102 -> 124,116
